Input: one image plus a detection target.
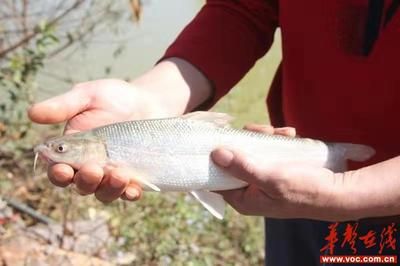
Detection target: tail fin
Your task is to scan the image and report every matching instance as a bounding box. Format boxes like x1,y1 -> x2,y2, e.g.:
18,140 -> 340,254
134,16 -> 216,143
336,143 -> 375,162
327,143 -> 375,172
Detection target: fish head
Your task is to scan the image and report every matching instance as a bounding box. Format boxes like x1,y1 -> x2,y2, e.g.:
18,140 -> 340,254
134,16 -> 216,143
34,132 -> 107,169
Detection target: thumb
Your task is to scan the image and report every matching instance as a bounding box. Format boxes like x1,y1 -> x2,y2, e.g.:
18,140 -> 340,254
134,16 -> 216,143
28,88 -> 91,124
211,148 -> 265,186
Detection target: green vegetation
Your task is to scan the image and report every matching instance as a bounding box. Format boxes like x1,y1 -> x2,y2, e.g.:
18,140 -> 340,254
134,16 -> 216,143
1,21 -> 57,156
0,1 -> 282,265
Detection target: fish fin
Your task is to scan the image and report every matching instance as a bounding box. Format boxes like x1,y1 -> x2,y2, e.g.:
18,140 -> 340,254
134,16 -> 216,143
129,175 -> 160,191
190,190 -> 225,219
138,179 -> 161,192
106,162 -> 161,192
182,111 -> 233,127
327,143 -> 375,172
338,143 -> 375,162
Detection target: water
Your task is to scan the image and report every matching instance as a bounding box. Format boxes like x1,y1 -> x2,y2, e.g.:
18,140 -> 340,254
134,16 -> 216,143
37,0 -> 282,124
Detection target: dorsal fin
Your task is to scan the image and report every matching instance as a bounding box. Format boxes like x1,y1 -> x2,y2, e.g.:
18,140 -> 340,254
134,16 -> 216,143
181,111 -> 233,127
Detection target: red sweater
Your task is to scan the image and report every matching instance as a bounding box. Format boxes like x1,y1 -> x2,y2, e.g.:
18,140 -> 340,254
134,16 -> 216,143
163,0 -> 400,170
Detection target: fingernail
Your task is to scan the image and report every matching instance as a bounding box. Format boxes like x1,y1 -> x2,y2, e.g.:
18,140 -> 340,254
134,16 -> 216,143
212,149 -> 234,167
125,187 -> 139,200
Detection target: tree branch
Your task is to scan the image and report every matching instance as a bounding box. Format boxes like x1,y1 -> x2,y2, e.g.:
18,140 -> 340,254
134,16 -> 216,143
0,0 -> 85,59
21,0 -> 29,38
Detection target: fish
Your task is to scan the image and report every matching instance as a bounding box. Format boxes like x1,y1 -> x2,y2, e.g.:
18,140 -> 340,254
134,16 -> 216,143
33,111 -> 375,219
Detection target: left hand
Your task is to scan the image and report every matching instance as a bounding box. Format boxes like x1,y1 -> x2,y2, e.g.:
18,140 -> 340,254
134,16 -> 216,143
211,124 -> 352,222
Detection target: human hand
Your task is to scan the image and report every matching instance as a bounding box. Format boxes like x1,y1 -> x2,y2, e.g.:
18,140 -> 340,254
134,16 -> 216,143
211,124 -> 352,222
29,79 -> 168,203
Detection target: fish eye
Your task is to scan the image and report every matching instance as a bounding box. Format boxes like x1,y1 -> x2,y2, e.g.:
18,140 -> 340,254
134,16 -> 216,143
56,143 -> 67,153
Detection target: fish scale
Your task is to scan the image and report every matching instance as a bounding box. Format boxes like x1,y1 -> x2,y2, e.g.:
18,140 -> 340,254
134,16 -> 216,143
92,117 -> 327,191
34,111 -> 375,219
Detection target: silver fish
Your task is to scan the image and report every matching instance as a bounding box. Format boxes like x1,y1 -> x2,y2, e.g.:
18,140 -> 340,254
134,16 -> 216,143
33,112 -> 375,219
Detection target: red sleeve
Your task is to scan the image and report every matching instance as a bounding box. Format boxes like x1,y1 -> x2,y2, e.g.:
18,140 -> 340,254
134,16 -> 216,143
160,0 -> 279,107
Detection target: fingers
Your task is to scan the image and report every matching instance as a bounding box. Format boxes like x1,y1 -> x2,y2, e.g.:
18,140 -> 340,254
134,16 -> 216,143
121,183 -> 143,201
212,147 -> 295,200
217,186 -> 272,216
28,86 -> 90,124
48,164 -> 75,187
274,127 -> 296,137
217,188 -> 247,212
48,162 -> 142,203
73,164 -> 104,195
244,124 -> 275,134
217,188 -> 246,208
211,148 -> 265,187
94,167 -> 141,203
244,123 -> 296,137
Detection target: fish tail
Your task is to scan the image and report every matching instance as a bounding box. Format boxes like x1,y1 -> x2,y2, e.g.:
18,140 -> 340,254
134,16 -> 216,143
327,143 -> 375,172
336,143 -> 375,162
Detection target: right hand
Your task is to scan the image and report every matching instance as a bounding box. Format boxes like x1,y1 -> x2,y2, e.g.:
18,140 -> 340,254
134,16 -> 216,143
28,79 -> 168,203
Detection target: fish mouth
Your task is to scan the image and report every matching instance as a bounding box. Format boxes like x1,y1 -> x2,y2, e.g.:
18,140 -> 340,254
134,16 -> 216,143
33,144 -> 55,172
33,144 -> 47,154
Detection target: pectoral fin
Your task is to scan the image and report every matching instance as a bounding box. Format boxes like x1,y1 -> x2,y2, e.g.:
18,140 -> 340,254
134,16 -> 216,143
190,191 -> 226,219
136,178 -> 161,192
106,163 -> 161,192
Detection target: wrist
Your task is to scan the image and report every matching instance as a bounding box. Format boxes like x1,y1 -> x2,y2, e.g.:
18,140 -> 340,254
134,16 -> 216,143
311,171 -> 362,222
330,170 -> 375,221
131,57 -> 213,116
129,83 -> 173,119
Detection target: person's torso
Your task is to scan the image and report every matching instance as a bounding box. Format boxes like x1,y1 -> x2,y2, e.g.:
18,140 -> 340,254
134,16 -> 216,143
276,0 -> 400,168
266,2 -> 400,266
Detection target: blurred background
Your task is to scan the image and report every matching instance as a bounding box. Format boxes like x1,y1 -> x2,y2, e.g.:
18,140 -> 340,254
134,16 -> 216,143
0,0 -> 281,265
